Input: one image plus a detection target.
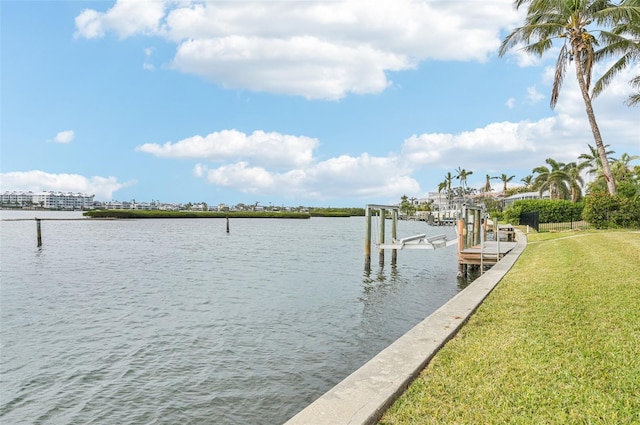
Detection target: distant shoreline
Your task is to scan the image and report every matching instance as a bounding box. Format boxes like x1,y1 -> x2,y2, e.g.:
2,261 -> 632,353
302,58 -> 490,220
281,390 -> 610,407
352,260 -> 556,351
83,210 -> 313,219
82,210 -> 365,219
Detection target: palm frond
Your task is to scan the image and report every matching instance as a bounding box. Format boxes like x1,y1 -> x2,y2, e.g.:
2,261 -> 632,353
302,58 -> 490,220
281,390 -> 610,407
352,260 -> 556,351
551,44 -> 568,108
593,52 -> 633,97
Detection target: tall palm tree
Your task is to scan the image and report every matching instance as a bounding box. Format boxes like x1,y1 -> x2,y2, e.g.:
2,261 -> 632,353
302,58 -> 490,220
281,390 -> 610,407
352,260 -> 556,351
498,173 -> 516,193
499,0 -> 639,196
578,143 -> 616,176
443,172 -> 455,205
437,181 -> 447,204
455,167 -> 473,189
483,174 -> 494,194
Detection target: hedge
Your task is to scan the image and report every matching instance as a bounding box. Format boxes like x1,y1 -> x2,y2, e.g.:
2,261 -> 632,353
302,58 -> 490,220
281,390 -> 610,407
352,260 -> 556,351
504,200 -> 584,225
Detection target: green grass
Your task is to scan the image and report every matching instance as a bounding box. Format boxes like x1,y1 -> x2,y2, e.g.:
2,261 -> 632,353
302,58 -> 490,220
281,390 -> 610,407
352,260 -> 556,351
379,230 -> 640,424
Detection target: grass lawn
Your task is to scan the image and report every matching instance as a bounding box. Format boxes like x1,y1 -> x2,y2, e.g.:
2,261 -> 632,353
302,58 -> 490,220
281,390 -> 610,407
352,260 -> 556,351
379,230 -> 640,424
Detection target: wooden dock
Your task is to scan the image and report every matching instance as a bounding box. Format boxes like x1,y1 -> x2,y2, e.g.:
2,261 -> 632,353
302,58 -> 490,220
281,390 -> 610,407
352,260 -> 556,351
455,205 -> 518,276
458,241 -> 518,266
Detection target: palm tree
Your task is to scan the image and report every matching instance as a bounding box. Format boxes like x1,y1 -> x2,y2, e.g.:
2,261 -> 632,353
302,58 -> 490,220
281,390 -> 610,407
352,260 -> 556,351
455,167 -> 473,189
443,172 -> 455,206
592,0 -> 640,107
532,158 -> 572,200
437,181 -> 447,204
499,0 -> 639,196
611,152 -> 640,180
520,174 -> 534,190
578,143 -> 616,176
498,173 -> 516,193
483,174 -> 494,194
563,162 -> 587,202
625,74 -> 640,106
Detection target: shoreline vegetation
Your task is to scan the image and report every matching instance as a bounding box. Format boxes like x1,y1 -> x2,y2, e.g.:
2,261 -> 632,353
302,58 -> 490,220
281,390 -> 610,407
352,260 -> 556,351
379,229 -> 640,424
82,208 -> 365,219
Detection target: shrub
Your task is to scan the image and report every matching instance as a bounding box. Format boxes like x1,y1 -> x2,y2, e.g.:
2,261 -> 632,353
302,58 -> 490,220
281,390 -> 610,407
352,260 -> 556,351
583,193 -> 640,229
503,200 -> 583,224
502,204 -> 522,225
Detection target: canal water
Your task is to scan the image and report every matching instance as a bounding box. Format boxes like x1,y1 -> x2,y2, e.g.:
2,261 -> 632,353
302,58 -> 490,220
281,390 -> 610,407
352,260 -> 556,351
1,210 -> 464,424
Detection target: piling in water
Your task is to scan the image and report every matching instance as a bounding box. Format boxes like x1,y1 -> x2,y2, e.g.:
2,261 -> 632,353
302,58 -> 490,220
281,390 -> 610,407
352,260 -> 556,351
35,218 -> 42,247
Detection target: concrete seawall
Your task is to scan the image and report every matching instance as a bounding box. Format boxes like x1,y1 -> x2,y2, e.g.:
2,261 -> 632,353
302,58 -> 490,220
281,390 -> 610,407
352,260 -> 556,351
284,229 -> 527,425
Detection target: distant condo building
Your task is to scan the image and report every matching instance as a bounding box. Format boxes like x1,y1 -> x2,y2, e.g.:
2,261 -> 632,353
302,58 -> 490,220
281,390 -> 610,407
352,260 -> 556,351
0,190 -> 95,209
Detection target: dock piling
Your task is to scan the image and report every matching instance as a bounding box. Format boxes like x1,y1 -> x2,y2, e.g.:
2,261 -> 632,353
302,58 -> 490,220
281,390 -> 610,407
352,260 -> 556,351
364,204 -> 399,271
391,209 -> 397,265
35,218 -> 42,247
379,209 -> 386,266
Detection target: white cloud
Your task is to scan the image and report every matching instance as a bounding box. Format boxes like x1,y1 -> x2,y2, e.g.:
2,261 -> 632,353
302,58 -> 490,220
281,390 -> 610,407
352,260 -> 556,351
401,121 -> 540,170
136,129 -> 318,168
544,60 -> 640,154
526,86 -> 544,104
171,36 -> 408,99
506,97 -> 516,109
141,62 -> 638,198
0,170 -> 133,200
192,153 -> 419,201
75,0 -> 521,99
53,130 -> 75,144
75,0 -> 167,39
143,46 -> 156,71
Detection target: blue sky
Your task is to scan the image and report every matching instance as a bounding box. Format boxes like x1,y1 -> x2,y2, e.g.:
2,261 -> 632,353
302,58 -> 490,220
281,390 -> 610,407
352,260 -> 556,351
1,0 -> 638,207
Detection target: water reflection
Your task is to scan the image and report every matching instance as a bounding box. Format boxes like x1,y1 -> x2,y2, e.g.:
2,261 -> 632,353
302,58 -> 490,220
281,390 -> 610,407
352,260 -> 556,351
457,268 -> 481,290
362,262 -> 400,285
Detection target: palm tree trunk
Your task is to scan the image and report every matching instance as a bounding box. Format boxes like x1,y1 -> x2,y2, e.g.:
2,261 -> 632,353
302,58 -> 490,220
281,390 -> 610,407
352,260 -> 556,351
574,53 -> 617,195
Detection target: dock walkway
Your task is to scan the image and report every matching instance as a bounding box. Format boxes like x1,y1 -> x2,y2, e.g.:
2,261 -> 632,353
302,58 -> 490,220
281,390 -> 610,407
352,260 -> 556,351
458,241 -> 518,266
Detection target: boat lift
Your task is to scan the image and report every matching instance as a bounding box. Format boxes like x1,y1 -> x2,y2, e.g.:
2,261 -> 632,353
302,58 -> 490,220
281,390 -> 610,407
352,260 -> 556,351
364,204 -> 457,270
377,233 -> 457,250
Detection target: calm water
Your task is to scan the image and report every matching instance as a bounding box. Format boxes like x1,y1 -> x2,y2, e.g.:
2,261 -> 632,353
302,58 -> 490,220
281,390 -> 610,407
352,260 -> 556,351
1,210 -> 464,424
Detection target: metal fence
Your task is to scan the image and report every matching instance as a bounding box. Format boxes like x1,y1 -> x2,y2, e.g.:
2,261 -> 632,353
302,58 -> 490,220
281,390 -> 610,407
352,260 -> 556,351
520,211 -> 590,232
520,212 -> 539,232
538,220 -> 591,232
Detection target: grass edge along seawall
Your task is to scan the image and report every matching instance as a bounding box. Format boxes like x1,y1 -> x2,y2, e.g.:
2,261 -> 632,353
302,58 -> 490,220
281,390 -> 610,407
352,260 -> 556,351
284,230 -> 528,425
379,229 -> 640,424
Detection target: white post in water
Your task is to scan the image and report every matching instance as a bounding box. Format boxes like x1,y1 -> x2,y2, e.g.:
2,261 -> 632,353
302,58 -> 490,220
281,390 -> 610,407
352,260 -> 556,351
364,207 -> 372,271
496,218 -> 500,259
379,209 -> 386,266
480,216 -> 484,274
391,209 -> 397,264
